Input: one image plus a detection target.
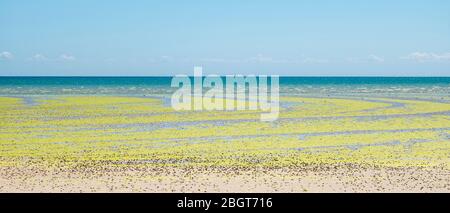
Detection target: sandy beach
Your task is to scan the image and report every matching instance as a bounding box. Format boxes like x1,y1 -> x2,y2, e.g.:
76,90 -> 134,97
1,164 -> 449,192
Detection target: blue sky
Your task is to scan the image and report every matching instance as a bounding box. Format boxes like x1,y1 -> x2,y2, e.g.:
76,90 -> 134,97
0,0 -> 449,76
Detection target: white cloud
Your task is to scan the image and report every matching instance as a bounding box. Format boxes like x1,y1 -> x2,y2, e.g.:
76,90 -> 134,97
403,52 -> 450,62
246,54 -> 280,63
186,54 -> 281,64
28,53 -> 76,62
368,54 -> 385,63
60,54 -> 76,61
347,54 -> 384,63
29,54 -> 48,61
300,57 -> 329,64
0,51 -> 13,60
246,54 -> 328,64
159,55 -> 173,62
198,58 -> 240,63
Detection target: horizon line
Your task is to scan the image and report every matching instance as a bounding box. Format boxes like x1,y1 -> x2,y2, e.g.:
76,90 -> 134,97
1,75 -> 450,78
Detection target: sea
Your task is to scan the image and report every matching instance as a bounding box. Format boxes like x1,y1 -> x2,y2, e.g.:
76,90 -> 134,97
0,77 -> 449,99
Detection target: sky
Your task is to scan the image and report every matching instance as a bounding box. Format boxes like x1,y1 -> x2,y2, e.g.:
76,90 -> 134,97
0,0 -> 449,76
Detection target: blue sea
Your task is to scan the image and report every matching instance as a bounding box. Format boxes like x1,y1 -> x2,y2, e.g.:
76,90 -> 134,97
0,77 -> 449,97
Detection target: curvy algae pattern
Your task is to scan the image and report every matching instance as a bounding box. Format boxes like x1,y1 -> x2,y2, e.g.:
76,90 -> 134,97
0,77 -> 449,192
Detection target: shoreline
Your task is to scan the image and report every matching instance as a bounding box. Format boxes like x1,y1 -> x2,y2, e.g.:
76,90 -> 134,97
1,164 -> 448,193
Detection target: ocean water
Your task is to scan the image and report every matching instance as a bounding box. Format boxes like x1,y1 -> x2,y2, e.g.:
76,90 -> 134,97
0,77 -> 449,98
